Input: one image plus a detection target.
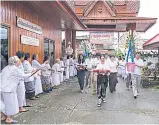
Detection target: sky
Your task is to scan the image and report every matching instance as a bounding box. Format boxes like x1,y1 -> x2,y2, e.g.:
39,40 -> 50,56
138,0 -> 159,39
62,0 -> 159,40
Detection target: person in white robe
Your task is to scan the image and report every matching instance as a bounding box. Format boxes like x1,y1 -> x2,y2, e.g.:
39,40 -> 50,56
63,57 -> 67,81
73,57 -> 77,76
65,55 -> 70,80
118,57 -> 126,79
1,56 -> 35,124
32,54 -> 43,97
23,53 -> 36,100
52,59 -> 61,87
69,55 -> 74,78
60,58 -> 65,83
16,51 -> 29,112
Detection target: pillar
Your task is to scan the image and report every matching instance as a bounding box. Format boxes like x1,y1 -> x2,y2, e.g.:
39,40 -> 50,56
72,30 -> 76,55
126,23 -> 136,54
65,29 -> 72,48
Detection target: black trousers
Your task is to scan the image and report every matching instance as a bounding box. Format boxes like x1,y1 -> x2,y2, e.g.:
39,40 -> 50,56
126,73 -> 132,88
109,73 -> 118,92
77,70 -> 85,90
97,74 -> 108,99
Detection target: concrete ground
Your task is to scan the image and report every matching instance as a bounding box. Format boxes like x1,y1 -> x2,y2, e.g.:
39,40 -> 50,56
14,77 -> 159,124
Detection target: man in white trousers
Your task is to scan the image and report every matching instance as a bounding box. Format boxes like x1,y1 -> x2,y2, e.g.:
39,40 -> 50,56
132,53 -> 144,99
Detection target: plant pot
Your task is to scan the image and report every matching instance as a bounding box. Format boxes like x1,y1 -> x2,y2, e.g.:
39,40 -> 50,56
126,62 -> 135,72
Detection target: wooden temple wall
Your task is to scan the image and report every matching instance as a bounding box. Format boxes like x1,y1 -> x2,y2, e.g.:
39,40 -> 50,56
1,1 -> 62,63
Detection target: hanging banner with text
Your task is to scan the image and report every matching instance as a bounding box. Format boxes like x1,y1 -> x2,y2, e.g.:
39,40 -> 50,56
89,32 -> 114,45
21,35 -> 39,46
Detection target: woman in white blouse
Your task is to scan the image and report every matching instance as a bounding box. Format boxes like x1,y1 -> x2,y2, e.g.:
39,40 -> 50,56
65,55 -> 70,81
16,51 -> 29,112
93,55 -> 110,107
109,55 -> 118,93
23,53 -> 36,100
69,55 -> 74,78
41,55 -> 52,93
52,59 -> 61,87
76,54 -> 87,93
59,57 -> 65,83
1,56 -> 33,124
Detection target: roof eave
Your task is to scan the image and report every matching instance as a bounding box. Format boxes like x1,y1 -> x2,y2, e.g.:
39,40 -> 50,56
56,1 -> 86,30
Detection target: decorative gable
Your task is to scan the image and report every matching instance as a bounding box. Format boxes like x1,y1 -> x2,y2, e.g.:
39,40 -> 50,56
84,1 -> 116,18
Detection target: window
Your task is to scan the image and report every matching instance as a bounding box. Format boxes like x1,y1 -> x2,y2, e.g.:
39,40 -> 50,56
44,38 -> 55,66
0,25 -> 9,70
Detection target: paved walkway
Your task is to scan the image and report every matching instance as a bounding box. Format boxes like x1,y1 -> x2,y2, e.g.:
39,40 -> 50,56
14,77 -> 159,124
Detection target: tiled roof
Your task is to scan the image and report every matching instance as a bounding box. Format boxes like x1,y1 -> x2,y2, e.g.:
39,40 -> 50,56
127,1 -> 140,13
75,1 -> 91,6
113,0 -> 126,5
143,34 -> 159,46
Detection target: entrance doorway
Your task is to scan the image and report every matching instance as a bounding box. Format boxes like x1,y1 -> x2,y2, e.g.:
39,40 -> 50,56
0,25 -> 9,70
44,38 -> 55,66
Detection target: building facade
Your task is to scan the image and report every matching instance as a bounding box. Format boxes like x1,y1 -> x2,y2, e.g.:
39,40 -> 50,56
1,1 -> 85,68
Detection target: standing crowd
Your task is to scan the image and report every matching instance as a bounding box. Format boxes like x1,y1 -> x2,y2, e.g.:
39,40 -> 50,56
0,51 -> 77,124
0,51 -> 144,123
76,53 -> 143,107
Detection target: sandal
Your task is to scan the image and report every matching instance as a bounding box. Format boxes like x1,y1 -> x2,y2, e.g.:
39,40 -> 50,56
29,97 -> 37,100
23,105 -> 33,107
97,103 -> 101,107
5,120 -> 18,124
35,96 -> 40,98
19,109 -> 29,113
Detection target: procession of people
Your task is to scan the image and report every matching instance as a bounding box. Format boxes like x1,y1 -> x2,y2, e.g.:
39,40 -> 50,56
0,51 -> 144,123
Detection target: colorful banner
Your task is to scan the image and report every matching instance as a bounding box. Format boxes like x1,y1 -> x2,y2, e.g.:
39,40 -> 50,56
89,32 -> 114,45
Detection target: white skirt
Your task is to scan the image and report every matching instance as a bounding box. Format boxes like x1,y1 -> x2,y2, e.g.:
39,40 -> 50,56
1,94 -> 5,114
60,72 -> 64,83
74,67 -> 77,76
69,66 -> 74,77
2,92 -> 19,116
35,76 -> 43,96
52,73 -> 60,86
17,81 -> 26,107
65,68 -> 69,79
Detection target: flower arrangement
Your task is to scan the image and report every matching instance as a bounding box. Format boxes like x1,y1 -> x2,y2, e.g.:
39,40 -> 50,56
124,30 -> 138,52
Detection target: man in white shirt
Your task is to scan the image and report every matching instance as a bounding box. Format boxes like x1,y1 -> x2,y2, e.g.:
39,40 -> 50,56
119,57 -> 126,79
105,54 -> 111,64
132,53 -> 144,99
85,53 -> 93,88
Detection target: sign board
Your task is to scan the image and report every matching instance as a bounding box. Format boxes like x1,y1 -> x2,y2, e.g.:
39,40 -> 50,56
21,35 -> 39,46
89,32 -> 114,45
17,17 -> 42,34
